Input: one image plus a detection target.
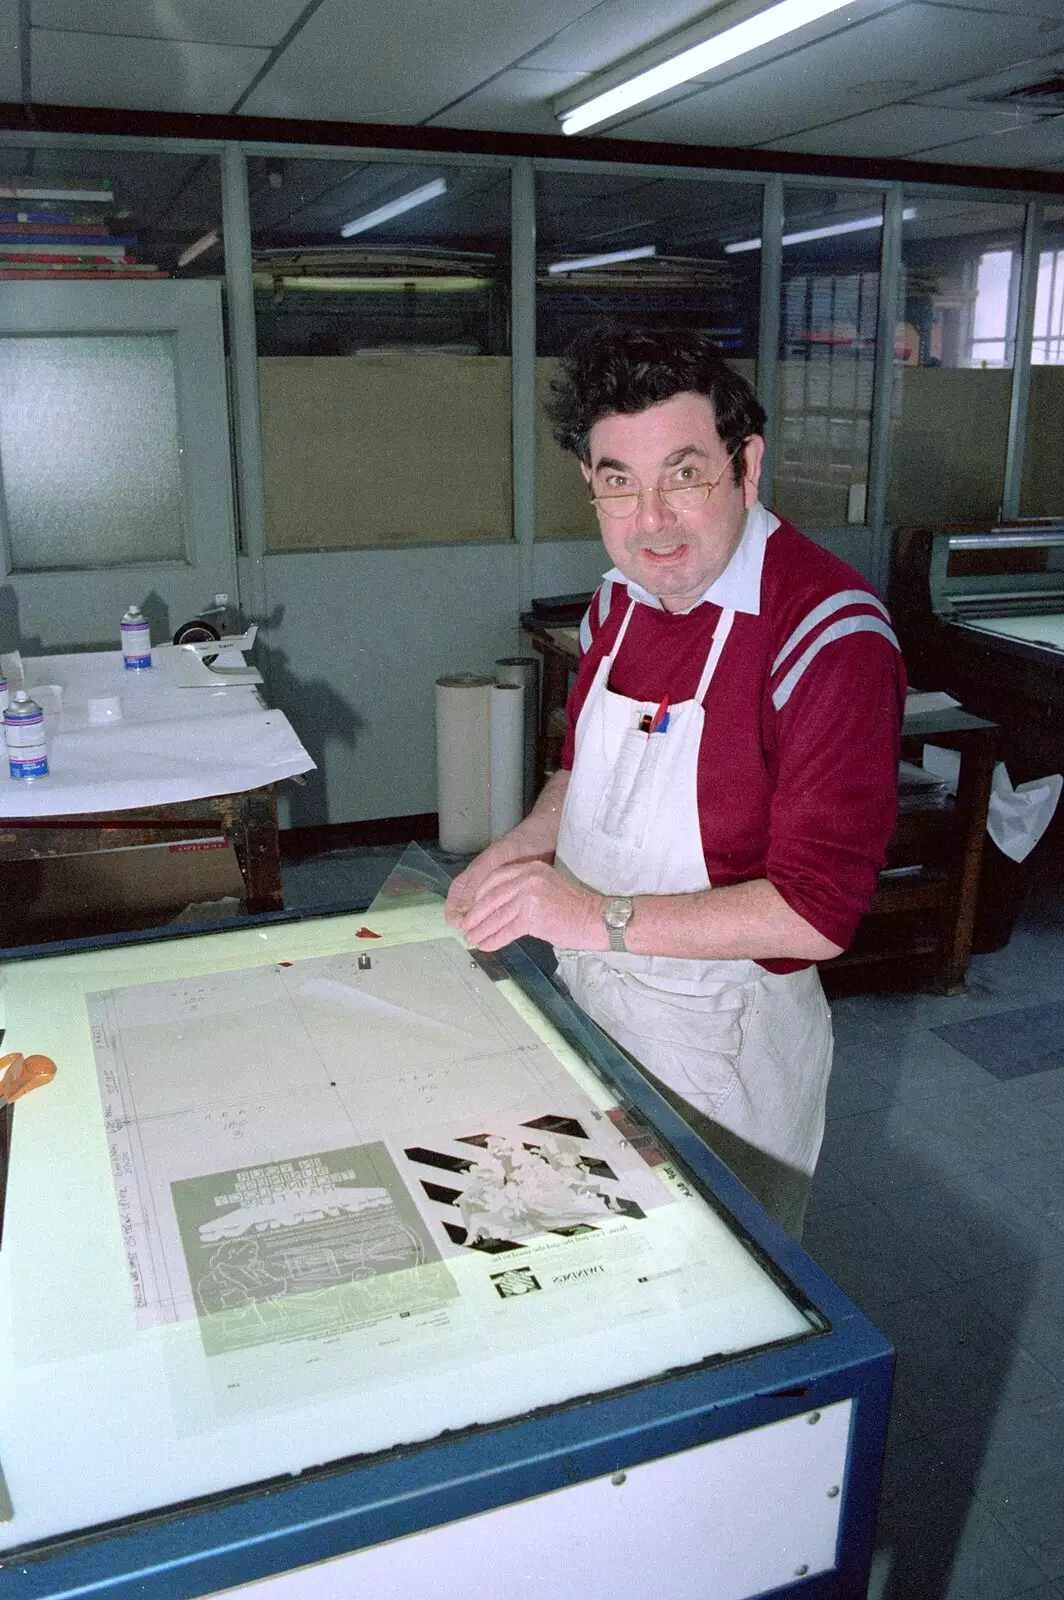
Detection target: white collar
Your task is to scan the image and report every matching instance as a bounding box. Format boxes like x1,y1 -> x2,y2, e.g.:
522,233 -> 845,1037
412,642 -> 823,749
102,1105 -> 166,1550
604,500 -> 778,617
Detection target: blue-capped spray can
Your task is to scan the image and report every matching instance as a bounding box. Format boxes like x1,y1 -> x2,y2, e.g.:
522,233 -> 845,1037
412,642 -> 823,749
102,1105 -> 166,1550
4,689 -> 48,781
121,605 -> 152,670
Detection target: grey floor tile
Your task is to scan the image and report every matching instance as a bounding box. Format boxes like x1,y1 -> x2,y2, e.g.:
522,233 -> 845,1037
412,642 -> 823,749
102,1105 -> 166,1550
872,1462 -> 1051,1599
837,1031 -> 999,1104
830,975 -> 1063,1046
805,1156 -> 873,1219
964,1254 -> 1064,1383
800,1202 -> 956,1314
933,1002 -> 1064,1081
880,1172 -> 1064,1283
934,1398 -> 1064,1496
820,1105 -> 989,1196
825,1056 -> 895,1121
985,1146 -> 1064,1225
978,1466 -> 1064,1581
872,1285 -> 1063,1437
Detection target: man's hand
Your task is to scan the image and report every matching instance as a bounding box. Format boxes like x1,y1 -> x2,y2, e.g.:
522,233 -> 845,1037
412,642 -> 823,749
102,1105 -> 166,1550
452,860 -> 605,953
445,845 -> 510,925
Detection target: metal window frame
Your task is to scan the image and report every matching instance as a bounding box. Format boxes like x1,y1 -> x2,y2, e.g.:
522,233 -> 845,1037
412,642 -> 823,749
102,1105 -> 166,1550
0,126 -> 1060,593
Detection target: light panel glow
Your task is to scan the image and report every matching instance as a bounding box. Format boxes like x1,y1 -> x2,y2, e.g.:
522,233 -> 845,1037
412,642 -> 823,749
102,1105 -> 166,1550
560,0 -> 857,134
548,245 -> 657,273
340,178 -> 447,239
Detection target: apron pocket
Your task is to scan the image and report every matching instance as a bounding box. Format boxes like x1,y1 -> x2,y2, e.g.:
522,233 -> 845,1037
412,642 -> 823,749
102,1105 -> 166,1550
593,726 -> 663,846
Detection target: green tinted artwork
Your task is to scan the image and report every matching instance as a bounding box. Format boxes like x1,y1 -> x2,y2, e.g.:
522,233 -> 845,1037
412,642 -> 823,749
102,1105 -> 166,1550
171,1141 -> 457,1356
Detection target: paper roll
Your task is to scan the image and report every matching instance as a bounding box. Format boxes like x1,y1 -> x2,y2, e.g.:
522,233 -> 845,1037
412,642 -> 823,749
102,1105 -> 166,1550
490,682 -> 525,842
495,655 -> 539,813
435,674 -> 493,855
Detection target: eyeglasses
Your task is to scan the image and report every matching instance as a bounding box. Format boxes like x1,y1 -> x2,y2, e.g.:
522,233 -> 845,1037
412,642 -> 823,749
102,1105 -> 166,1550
589,442 -> 746,520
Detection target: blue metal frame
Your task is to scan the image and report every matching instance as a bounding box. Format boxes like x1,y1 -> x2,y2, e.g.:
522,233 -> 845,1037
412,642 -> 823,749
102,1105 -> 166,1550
0,904 -> 894,1599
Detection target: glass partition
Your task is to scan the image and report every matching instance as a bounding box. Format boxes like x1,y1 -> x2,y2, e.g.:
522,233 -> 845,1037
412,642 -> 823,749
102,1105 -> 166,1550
886,196 -> 1027,526
248,156 -> 512,550
774,188 -> 884,530
0,144 -> 227,575
0,142 -> 224,285
534,170 -> 764,541
1021,204 -> 1064,517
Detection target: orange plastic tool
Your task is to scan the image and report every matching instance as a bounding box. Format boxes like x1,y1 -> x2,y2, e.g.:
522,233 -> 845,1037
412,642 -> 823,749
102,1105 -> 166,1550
0,1053 -> 56,1103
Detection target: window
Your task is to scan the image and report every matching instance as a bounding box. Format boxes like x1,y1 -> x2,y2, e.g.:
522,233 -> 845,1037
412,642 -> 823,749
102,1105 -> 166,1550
1021,208 -> 1064,514
248,156 -> 512,551
886,198 -> 1026,525
774,191 -> 884,529
1032,249 -> 1064,365
534,170 -> 764,541
968,249 -> 1019,368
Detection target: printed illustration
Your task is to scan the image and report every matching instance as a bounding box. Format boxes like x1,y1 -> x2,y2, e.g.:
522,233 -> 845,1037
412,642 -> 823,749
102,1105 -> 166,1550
171,1142 -> 456,1355
404,1114 -> 648,1252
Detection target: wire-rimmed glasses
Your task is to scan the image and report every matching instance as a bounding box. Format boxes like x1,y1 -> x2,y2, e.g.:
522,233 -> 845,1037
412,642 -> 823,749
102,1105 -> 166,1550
589,441 -> 746,519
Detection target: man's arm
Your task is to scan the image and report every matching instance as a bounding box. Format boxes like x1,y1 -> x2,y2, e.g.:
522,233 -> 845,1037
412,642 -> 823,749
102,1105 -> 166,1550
455,864 -> 841,959
445,770 -> 570,920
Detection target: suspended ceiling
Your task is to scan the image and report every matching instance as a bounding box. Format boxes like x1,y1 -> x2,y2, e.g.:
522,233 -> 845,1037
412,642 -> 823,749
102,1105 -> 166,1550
0,0 -> 1062,173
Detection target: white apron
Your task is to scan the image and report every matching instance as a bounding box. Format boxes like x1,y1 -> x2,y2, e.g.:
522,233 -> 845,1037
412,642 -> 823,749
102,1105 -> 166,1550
554,598 -> 833,1237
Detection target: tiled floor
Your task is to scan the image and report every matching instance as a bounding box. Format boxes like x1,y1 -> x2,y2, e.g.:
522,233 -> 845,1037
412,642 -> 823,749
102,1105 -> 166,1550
810,844 -> 1064,1600
284,837 -> 1064,1600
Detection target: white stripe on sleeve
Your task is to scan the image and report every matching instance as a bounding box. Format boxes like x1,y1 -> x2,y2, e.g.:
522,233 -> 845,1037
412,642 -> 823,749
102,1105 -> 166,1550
772,589 -> 892,675
578,607 -> 593,654
597,578 -> 613,627
772,615 -> 900,710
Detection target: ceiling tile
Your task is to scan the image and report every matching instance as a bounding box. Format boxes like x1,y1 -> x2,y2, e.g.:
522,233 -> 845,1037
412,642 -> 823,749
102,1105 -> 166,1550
607,3 -> 1056,147
922,0 -> 1064,16
430,68 -> 587,135
764,101 -> 1047,158
0,0 -> 22,101
240,0 -> 602,122
913,50 -> 1064,107
904,115 -> 1064,165
31,29 -> 268,113
521,0 -> 734,74
30,0 -> 310,49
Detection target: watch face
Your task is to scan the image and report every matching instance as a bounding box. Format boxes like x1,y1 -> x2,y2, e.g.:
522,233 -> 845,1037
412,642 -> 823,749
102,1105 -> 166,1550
605,898 -> 633,929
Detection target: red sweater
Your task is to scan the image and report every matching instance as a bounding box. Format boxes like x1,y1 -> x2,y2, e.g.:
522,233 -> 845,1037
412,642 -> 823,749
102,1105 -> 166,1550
561,516 -> 906,971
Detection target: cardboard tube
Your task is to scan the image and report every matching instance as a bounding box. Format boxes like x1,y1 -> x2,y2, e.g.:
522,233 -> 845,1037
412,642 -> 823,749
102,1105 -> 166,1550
490,682 -> 525,841
495,655 -> 539,813
435,674 -> 493,854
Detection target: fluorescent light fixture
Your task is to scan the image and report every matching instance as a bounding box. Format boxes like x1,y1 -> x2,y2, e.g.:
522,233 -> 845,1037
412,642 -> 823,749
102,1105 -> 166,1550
0,184 -> 113,202
724,208 -> 916,253
252,275 -> 491,293
548,245 -> 657,274
177,229 -> 219,268
560,0 -> 857,134
340,178 -> 447,238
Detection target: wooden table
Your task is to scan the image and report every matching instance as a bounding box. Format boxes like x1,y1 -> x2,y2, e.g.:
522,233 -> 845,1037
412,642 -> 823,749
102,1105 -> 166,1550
0,785 -> 285,917
519,618 -> 998,993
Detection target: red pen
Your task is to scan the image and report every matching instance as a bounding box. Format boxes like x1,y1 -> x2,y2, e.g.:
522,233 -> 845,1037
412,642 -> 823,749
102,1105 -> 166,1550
649,696 -> 670,733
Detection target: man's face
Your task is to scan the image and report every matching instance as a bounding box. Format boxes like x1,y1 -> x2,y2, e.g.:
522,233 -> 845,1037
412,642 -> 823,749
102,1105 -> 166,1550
582,392 -> 764,613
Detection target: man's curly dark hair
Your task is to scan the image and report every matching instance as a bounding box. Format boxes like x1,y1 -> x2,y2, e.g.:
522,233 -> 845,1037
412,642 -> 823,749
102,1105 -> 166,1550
545,326 -> 766,485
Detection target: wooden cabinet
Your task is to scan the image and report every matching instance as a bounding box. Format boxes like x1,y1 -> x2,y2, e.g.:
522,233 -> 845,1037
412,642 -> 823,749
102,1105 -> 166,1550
821,707 -> 997,995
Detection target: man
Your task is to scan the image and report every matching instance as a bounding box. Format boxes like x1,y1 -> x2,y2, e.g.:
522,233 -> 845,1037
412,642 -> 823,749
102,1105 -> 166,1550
446,327 -> 905,1237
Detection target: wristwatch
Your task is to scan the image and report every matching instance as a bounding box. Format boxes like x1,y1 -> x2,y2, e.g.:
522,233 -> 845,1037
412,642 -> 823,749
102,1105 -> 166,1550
603,896 -> 635,953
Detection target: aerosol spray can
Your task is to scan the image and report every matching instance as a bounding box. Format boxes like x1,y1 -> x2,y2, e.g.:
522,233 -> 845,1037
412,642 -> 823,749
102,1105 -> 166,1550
0,670 -> 7,715
121,605 -> 152,670
4,690 -> 48,781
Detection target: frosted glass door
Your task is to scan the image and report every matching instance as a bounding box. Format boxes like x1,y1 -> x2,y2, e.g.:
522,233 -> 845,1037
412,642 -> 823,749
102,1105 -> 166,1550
0,335 -> 186,570
0,282 -> 236,653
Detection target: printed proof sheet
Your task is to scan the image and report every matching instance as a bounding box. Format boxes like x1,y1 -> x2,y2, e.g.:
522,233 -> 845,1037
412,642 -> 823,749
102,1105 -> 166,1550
88,937 -> 675,1357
